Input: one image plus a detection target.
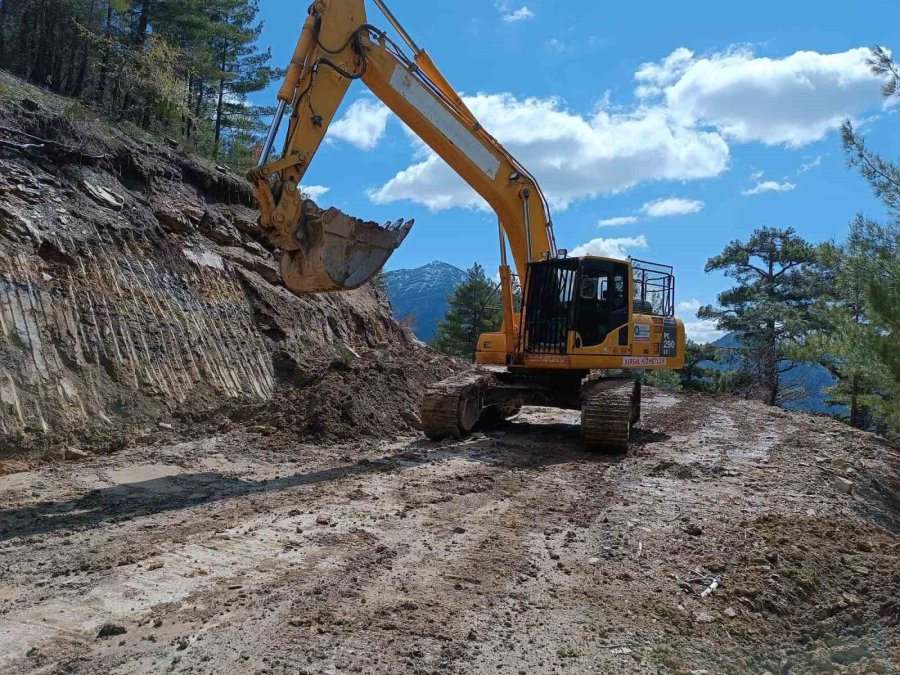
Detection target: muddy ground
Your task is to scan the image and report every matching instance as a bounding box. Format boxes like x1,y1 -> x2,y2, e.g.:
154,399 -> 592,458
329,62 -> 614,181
1,391 -> 897,674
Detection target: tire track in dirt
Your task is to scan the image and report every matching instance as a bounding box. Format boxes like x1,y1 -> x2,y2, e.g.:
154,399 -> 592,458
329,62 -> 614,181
1,392 -> 898,674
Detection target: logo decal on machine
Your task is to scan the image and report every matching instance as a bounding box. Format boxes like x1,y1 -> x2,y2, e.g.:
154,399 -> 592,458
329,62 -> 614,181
633,324 -> 651,342
623,357 -> 667,367
529,354 -> 568,364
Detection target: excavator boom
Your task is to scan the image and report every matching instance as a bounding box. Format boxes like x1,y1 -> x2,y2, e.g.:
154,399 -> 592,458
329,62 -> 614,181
248,0 -> 554,304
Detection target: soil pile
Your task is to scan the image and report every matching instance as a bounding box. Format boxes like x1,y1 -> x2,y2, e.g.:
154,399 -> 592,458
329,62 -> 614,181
0,72 -> 457,463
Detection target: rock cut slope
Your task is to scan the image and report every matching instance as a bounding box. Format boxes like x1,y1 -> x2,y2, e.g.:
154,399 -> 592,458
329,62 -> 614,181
0,72 -> 457,463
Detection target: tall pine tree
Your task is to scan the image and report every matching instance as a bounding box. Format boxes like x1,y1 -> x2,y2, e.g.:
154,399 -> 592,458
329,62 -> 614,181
838,46 -> 900,430
802,241 -> 893,428
699,227 -> 823,406
207,0 -> 278,158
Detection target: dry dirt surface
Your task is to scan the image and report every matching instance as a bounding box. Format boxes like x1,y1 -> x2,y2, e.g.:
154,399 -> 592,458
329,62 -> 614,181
1,390 -> 898,674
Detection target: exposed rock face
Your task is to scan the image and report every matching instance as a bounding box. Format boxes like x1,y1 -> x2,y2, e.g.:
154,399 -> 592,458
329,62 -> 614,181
0,85 -> 453,455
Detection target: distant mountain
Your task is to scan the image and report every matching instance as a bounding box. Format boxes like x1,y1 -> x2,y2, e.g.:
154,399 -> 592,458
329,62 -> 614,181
385,261 -> 467,341
710,333 -> 843,415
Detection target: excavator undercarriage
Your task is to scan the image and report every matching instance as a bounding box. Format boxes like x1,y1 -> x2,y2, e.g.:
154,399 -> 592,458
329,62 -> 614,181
421,369 -> 642,452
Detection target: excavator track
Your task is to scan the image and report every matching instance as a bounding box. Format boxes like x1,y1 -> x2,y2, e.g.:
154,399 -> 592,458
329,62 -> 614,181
581,379 -> 641,452
422,370 -> 496,440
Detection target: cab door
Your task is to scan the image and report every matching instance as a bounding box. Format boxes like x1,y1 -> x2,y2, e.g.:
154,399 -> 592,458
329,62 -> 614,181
574,260 -> 630,348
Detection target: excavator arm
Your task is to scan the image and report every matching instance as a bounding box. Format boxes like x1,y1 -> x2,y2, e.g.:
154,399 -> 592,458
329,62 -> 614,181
248,0 -> 557,335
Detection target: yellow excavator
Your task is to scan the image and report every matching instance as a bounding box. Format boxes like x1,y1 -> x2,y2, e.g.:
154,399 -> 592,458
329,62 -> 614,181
248,0 -> 686,449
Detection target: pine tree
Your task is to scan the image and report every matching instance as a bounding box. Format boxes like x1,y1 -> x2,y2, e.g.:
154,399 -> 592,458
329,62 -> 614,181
699,227 -> 823,406
431,263 -> 502,361
206,0 -> 278,157
801,241 -> 894,428
838,46 -> 900,429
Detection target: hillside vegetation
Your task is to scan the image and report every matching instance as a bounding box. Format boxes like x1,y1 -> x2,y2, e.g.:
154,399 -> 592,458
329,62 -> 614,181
0,0 -> 278,170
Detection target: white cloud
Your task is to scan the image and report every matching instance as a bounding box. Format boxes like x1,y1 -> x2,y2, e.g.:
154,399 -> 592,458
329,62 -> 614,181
639,47 -> 886,147
798,155 -> 823,173
328,99 -> 391,150
546,38 -> 570,53
300,185 -> 330,201
598,216 -> 638,227
635,47 -> 695,98
369,94 -> 729,211
361,45 -> 885,214
675,298 -> 726,343
640,197 -> 705,217
676,298 -> 701,314
684,320 -> 727,344
741,180 -> 796,196
569,235 -> 648,259
502,6 -> 534,22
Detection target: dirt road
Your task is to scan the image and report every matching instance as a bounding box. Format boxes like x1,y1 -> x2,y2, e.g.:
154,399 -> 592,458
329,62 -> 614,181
1,391 -> 898,674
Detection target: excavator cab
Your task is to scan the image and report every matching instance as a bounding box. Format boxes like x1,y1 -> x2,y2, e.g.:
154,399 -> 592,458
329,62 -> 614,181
520,257 -> 636,355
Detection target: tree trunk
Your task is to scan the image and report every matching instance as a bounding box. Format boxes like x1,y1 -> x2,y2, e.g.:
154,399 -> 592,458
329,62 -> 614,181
764,255 -> 779,406
850,400 -> 863,428
194,78 -> 205,118
72,46 -> 90,97
132,0 -> 152,46
33,0 -> 51,84
192,77 -> 206,139
848,376 -> 870,429
15,5 -> 33,78
767,368 -> 779,406
52,16 -> 69,92
0,0 -> 8,65
214,75 -> 226,157
111,61 -> 125,116
184,74 -> 193,140
71,0 -> 97,97
97,2 -> 114,102
214,27 -> 230,157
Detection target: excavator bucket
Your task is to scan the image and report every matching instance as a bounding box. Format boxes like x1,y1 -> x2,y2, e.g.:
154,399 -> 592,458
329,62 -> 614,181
279,202 -> 414,294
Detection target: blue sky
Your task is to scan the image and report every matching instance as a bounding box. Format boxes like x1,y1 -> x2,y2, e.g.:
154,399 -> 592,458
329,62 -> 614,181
250,0 -> 898,341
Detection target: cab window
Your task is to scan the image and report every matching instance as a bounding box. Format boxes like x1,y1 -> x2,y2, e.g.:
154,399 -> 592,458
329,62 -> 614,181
612,274 -> 627,311
580,276 -> 598,300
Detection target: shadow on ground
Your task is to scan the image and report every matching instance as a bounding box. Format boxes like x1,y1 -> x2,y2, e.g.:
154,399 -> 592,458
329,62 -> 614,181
0,420 -> 625,542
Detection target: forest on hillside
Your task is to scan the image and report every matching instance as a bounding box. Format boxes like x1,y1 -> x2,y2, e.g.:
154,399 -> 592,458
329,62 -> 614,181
0,0 -> 279,169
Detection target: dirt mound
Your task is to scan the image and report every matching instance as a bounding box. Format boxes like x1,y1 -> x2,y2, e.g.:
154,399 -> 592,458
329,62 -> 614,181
209,346 -> 460,444
0,73 -> 456,465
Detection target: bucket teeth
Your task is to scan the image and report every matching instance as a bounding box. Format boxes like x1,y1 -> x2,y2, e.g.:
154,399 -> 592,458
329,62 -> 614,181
279,202 -> 414,294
